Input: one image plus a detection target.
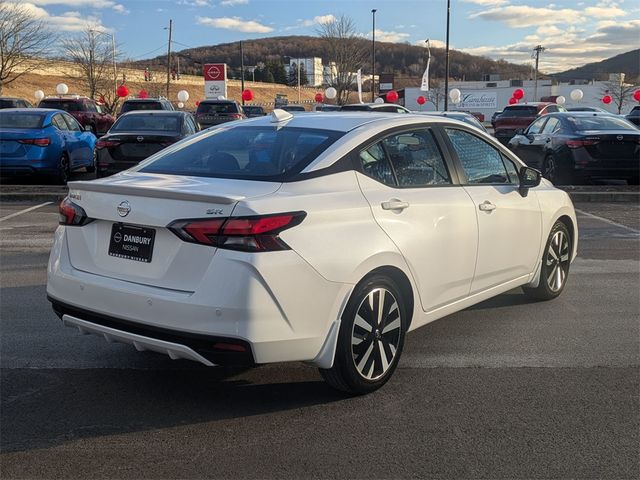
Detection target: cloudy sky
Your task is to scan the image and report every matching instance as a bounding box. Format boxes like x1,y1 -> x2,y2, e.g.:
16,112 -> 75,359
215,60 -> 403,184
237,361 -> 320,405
14,0 -> 640,73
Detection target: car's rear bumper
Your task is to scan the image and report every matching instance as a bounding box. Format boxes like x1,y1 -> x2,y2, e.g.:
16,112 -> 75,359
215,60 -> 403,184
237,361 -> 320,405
46,226 -> 350,366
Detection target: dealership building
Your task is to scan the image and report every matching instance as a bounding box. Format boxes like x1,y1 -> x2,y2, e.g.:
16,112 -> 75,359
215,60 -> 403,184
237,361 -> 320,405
398,75 -> 634,119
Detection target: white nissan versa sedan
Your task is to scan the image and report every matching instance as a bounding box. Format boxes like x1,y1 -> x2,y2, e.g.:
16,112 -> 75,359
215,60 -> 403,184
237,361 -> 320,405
47,111 -> 577,394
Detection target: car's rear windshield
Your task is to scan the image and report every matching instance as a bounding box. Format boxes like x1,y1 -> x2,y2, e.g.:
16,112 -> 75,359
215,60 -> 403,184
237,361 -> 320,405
569,116 -> 636,131
197,102 -> 240,114
111,115 -> 181,132
500,106 -> 538,117
39,100 -> 83,112
282,105 -> 306,112
340,105 -> 371,111
0,112 -> 45,129
121,101 -> 163,113
0,99 -> 18,109
138,126 -> 343,181
243,106 -> 264,113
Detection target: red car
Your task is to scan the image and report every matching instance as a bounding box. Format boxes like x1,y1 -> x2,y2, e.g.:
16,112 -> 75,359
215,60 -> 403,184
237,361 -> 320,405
494,102 -> 565,145
38,96 -> 115,136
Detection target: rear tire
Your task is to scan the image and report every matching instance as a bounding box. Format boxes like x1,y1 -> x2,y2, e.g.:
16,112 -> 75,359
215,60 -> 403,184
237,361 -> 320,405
319,274 -> 407,395
523,221 -> 571,301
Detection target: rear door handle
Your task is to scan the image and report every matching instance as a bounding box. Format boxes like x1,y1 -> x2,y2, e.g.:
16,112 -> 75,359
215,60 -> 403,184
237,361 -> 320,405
478,201 -> 496,212
381,199 -> 410,211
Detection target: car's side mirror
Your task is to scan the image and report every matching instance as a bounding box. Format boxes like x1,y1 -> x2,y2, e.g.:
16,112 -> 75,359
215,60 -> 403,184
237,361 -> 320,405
515,128 -> 524,135
84,125 -> 93,132
519,166 -> 541,194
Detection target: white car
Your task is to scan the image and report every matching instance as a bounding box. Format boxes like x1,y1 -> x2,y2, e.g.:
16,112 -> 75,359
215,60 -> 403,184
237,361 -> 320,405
47,111 -> 578,394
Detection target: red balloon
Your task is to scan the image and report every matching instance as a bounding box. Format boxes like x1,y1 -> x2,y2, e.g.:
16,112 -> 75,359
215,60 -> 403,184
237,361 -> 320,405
314,93 -> 324,103
508,97 -> 518,105
138,90 -> 148,99
241,89 -> 254,101
633,90 -> 640,102
116,85 -> 129,98
386,90 -> 399,103
602,95 -> 612,104
195,100 -> 200,107
416,95 -> 426,105
513,88 -> 524,100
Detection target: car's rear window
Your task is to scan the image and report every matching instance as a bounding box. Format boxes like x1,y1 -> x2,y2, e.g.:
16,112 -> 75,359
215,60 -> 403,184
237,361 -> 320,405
121,101 -> 163,113
500,106 -> 538,117
111,115 -> 181,132
340,105 -> 370,111
569,116 -> 636,131
39,100 -> 83,112
242,106 -> 264,115
0,99 -> 18,109
0,112 -> 45,129
138,126 -> 343,181
197,102 -> 240,114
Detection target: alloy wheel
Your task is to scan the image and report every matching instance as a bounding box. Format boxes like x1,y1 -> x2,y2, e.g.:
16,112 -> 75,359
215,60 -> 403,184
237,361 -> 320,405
351,288 -> 402,380
546,229 -> 570,292
544,156 -> 557,182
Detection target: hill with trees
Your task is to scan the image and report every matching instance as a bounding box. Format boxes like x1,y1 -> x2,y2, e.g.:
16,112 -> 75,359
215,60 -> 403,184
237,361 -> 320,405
552,49 -> 640,82
132,35 -> 533,86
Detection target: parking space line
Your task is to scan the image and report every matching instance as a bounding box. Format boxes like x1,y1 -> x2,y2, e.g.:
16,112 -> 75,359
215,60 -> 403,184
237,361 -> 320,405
575,208 -> 640,234
0,202 -> 53,223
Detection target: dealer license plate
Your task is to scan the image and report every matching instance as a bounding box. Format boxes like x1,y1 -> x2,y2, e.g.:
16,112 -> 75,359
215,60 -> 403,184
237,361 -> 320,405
108,223 -> 155,263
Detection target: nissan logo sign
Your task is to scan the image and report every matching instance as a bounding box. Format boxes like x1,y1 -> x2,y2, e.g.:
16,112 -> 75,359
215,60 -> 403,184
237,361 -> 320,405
117,200 -> 131,217
137,136 -> 144,142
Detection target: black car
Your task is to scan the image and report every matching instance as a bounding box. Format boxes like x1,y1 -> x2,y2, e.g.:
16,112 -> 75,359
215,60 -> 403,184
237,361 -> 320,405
508,112 -> 640,185
119,98 -> 175,115
242,105 -> 266,117
340,103 -> 411,113
195,100 -> 245,128
626,106 -> 640,127
95,111 -> 199,177
0,97 -> 33,109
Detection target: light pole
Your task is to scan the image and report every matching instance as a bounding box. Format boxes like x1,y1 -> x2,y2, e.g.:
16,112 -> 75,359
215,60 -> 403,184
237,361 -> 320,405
444,0 -> 451,111
240,40 -> 245,104
371,8 -> 377,102
164,19 -> 173,98
89,29 -> 117,100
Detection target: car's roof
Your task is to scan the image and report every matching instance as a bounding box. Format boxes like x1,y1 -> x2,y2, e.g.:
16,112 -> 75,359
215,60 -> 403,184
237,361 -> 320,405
200,99 -> 237,103
40,96 -> 91,102
0,97 -> 26,101
123,98 -> 167,102
0,108 -> 57,114
239,111 -> 450,132
118,110 -> 186,116
504,102 -> 551,107
548,111 -> 614,117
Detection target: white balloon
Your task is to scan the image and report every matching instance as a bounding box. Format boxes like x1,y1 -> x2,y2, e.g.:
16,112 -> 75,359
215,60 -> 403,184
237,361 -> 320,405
325,87 -> 337,99
177,90 -> 189,102
556,95 -> 566,105
570,89 -> 583,101
451,96 -> 461,105
34,90 -> 45,101
56,83 -> 68,95
177,102 -> 184,109
374,97 -> 384,104
449,88 -> 461,100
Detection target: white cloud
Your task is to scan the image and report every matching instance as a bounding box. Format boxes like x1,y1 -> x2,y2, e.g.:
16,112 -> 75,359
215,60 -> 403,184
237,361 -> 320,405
24,0 -> 116,7
584,5 -> 626,17
196,16 -> 273,33
220,0 -> 248,5
9,2 -> 106,31
369,29 -> 410,43
301,14 -> 336,26
469,5 -> 584,28
178,0 -> 211,6
414,39 -> 448,49
461,0 -> 508,5
112,4 -> 129,14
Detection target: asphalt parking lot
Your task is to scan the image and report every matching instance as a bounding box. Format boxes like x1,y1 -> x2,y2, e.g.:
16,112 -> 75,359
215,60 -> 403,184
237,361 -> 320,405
1,200 -> 638,479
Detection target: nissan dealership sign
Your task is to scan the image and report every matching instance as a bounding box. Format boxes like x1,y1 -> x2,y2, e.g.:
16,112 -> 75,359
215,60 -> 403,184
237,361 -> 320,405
457,91 -> 497,109
203,63 -> 227,99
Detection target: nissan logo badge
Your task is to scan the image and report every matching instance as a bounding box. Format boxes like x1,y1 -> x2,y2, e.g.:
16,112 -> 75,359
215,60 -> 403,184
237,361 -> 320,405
617,135 -> 623,141
117,200 -> 131,217
137,136 -> 144,142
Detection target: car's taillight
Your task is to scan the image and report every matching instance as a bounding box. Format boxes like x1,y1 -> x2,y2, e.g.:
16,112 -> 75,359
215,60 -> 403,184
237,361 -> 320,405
230,113 -> 243,119
95,139 -> 121,149
59,198 -> 93,226
168,212 -> 306,252
18,138 -> 50,146
566,139 -> 599,149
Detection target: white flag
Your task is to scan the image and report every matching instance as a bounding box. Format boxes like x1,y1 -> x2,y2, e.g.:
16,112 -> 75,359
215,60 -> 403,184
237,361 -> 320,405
420,54 -> 430,92
357,69 -> 363,103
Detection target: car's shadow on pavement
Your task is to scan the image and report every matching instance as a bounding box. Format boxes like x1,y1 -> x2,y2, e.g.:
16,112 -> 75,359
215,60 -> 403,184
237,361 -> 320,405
0,365 -> 345,453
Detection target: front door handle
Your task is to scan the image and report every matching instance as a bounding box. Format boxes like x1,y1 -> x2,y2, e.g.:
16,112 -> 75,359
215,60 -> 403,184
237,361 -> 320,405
381,199 -> 410,211
478,201 -> 496,212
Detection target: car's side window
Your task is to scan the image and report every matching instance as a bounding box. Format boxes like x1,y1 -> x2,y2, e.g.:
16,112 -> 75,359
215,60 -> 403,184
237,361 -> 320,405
445,128 -> 510,184
542,117 -> 560,134
62,113 -> 81,131
84,102 -> 98,113
382,130 -> 451,186
359,142 -> 396,186
546,105 -> 558,113
52,114 -> 68,131
527,117 -> 547,135
501,155 -> 520,184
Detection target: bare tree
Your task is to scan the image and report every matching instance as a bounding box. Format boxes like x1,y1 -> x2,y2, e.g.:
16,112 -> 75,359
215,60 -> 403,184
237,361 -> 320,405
62,26 -> 121,111
427,80 -> 445,110
317,15 -> 367,105
0,1 -> 54,95
600,76 -> 638,114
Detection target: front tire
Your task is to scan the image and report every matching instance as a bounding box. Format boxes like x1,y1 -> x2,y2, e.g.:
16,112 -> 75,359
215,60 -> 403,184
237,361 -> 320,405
320,275 -> 407,395
543,155 -> 567,185
523,221 -> 571,300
